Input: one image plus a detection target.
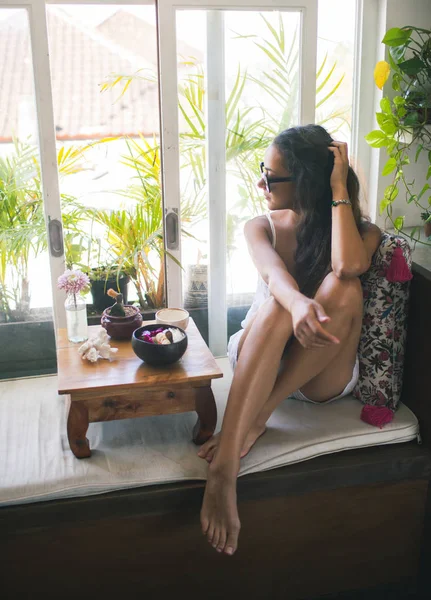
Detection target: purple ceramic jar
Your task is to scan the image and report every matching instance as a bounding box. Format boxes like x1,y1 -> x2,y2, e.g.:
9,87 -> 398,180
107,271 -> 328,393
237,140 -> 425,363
101,305 -> 143,340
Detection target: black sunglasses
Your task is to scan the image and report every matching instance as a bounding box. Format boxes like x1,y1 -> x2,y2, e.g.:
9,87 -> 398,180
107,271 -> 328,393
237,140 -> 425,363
260,162 -> 295,192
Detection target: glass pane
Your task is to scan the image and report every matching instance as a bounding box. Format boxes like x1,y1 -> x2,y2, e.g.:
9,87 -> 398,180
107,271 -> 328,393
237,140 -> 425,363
47,4 -> 163,315
0,9 -> 56,379
317,0 -> 356,144
176,10 -> 301,343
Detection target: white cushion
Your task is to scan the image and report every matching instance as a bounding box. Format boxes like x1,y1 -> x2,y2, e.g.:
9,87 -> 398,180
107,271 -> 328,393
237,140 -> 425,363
0,358 -> 419,506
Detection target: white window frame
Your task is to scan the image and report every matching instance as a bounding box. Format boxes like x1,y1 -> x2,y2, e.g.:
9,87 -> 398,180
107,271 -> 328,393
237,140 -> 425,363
158,0 -> 318,355
1,0 -> 67,331
351,0 -> 382,225
0,0 -> 156,334
1,0 -> 375,354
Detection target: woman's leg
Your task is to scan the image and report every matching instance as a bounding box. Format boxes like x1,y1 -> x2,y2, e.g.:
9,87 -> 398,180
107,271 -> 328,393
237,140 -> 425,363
200,296 -> 295,554
200,272 -> 363,462
250,273 -> 363,430
200,273 -> 363,556
197,310 -> 276,460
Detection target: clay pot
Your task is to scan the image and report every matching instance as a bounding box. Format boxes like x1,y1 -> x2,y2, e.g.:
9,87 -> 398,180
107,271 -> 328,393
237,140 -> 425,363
101,305 -> 143,340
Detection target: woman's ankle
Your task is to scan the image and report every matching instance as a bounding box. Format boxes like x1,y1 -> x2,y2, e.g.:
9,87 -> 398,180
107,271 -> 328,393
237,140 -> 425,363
209,456 -> 240,479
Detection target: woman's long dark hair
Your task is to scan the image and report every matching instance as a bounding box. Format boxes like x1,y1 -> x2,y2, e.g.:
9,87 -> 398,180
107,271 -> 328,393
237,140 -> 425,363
273,124 -> 368,298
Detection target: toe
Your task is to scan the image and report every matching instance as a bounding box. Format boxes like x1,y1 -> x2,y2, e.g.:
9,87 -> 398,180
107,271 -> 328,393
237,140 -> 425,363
216,530 -> 227,553
212,527 -> 220,549
207,523 -> 215,545
224,521 -> 241,556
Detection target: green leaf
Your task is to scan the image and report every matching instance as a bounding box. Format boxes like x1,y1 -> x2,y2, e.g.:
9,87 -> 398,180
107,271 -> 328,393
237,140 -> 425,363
415,144 -> 423,163
418,183 -> 430,200
380,120 -> 397,135
398,57 -> 426,76
427,165 -> 431,180
389,44 -> 406,63
365,130 -> 388,148
394,216 -> 405,231
380,197 -> 393,213
380,98 -> 391,115
384,184 -> 399,201
382,27 -> 412,47
403,111 -> 419,126
382,157 -> 397,176
428,196 -> 431,206
376,112 -> 396,135
393,95 -> 405,107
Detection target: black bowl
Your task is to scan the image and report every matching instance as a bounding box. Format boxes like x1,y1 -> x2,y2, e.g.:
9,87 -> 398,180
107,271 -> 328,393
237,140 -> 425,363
131,324 -> 188,366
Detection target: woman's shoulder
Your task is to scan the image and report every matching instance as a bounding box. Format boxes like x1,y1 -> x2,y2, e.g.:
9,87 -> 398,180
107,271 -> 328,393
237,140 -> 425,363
245,210 -> 297,239
358,219 -> 381,237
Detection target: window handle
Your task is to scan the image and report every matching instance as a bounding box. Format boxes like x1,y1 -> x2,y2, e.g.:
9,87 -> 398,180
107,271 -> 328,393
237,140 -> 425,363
165,209 -> 179,250
48,217 -> 64,257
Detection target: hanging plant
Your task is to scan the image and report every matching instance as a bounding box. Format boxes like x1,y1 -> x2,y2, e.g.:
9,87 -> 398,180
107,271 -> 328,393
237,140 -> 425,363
365,26 -> 431,245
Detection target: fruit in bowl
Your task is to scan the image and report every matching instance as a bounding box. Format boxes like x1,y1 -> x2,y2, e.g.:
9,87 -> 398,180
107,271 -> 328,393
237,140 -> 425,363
132,324 -> 188,366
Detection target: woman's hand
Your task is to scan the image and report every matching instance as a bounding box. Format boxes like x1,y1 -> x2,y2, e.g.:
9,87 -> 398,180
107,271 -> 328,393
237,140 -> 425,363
328,141 -> 349,193
290,296 -> 340,349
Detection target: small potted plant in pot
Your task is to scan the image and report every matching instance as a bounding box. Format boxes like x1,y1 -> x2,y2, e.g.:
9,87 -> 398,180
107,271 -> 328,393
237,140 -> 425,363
421,211 -> 431,238
88,266 -> 130,313
100,289 -> 142,340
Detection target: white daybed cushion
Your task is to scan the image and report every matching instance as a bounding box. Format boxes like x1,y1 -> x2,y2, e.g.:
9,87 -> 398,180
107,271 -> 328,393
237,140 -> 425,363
0,358 -> 419,507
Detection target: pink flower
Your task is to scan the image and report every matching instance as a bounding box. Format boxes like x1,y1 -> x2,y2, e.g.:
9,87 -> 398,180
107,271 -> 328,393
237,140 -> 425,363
57,269 -> 90,296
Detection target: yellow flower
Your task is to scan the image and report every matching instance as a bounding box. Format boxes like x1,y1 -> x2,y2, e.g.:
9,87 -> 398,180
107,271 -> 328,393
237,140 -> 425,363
374,61 -> 391,90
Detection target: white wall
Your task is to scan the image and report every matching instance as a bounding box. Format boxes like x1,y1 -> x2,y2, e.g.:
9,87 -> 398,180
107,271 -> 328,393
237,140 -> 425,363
370,0 -> 431,228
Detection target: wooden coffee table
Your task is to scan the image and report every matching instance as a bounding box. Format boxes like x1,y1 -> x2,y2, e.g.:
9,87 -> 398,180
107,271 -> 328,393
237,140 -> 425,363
57,318 -> 223,458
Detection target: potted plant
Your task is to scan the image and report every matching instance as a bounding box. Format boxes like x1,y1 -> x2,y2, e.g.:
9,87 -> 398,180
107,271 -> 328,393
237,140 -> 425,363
366,26 -> 431,245
88,265 -> 130,313
86,136 -> 203,312
0,140 -> 89,378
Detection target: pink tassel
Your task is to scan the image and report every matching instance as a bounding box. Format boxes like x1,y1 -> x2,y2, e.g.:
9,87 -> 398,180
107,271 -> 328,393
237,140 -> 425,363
361,404 -> 394,428
385,247 -> 412,282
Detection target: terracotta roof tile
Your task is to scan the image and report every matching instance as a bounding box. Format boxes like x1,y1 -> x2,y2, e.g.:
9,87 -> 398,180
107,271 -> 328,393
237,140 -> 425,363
0,8 -> 165,141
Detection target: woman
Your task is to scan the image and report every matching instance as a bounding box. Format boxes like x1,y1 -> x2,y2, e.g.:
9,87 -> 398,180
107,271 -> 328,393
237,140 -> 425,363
197,124 -> 382,556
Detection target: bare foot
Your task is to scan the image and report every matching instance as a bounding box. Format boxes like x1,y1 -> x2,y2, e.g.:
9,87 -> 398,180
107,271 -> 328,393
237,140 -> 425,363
201,463 -> 241,555
198,424 -> 267,463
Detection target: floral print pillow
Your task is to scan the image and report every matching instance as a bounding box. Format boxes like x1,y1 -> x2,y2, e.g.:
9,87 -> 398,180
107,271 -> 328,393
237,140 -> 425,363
353,232 -> 412,415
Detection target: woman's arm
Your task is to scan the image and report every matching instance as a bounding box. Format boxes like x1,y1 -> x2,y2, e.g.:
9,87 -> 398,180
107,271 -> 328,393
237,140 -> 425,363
329,142 -> 381,278
244,217 -> 302,312
244,217 -> 340,348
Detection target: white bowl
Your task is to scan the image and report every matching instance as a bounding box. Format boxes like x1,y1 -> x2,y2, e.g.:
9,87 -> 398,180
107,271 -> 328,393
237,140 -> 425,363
155,307 -> 190,330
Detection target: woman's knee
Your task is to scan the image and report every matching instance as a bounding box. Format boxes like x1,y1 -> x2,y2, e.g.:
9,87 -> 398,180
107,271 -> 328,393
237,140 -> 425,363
316,272 -> 363,313
262,296 -> 293,328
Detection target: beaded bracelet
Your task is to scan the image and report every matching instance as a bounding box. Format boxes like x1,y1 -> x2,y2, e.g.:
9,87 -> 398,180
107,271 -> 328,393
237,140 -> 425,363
331,199 -> 352,207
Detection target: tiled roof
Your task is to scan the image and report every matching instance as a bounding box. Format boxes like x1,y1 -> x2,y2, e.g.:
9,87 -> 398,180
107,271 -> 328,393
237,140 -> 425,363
0,8 -> 172,141
97,9 -> 203,65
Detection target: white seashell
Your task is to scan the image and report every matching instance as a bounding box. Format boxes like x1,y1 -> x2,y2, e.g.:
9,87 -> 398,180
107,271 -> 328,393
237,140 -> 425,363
78,330 -> 118,362
78,341 -> 92,356
85,347 -> 99,362
98,343 -> 112,359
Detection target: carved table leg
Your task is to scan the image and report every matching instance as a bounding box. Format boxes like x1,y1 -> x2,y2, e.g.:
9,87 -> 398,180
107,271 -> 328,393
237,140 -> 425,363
192,386 -> 217,445
67,400 -> 91,458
